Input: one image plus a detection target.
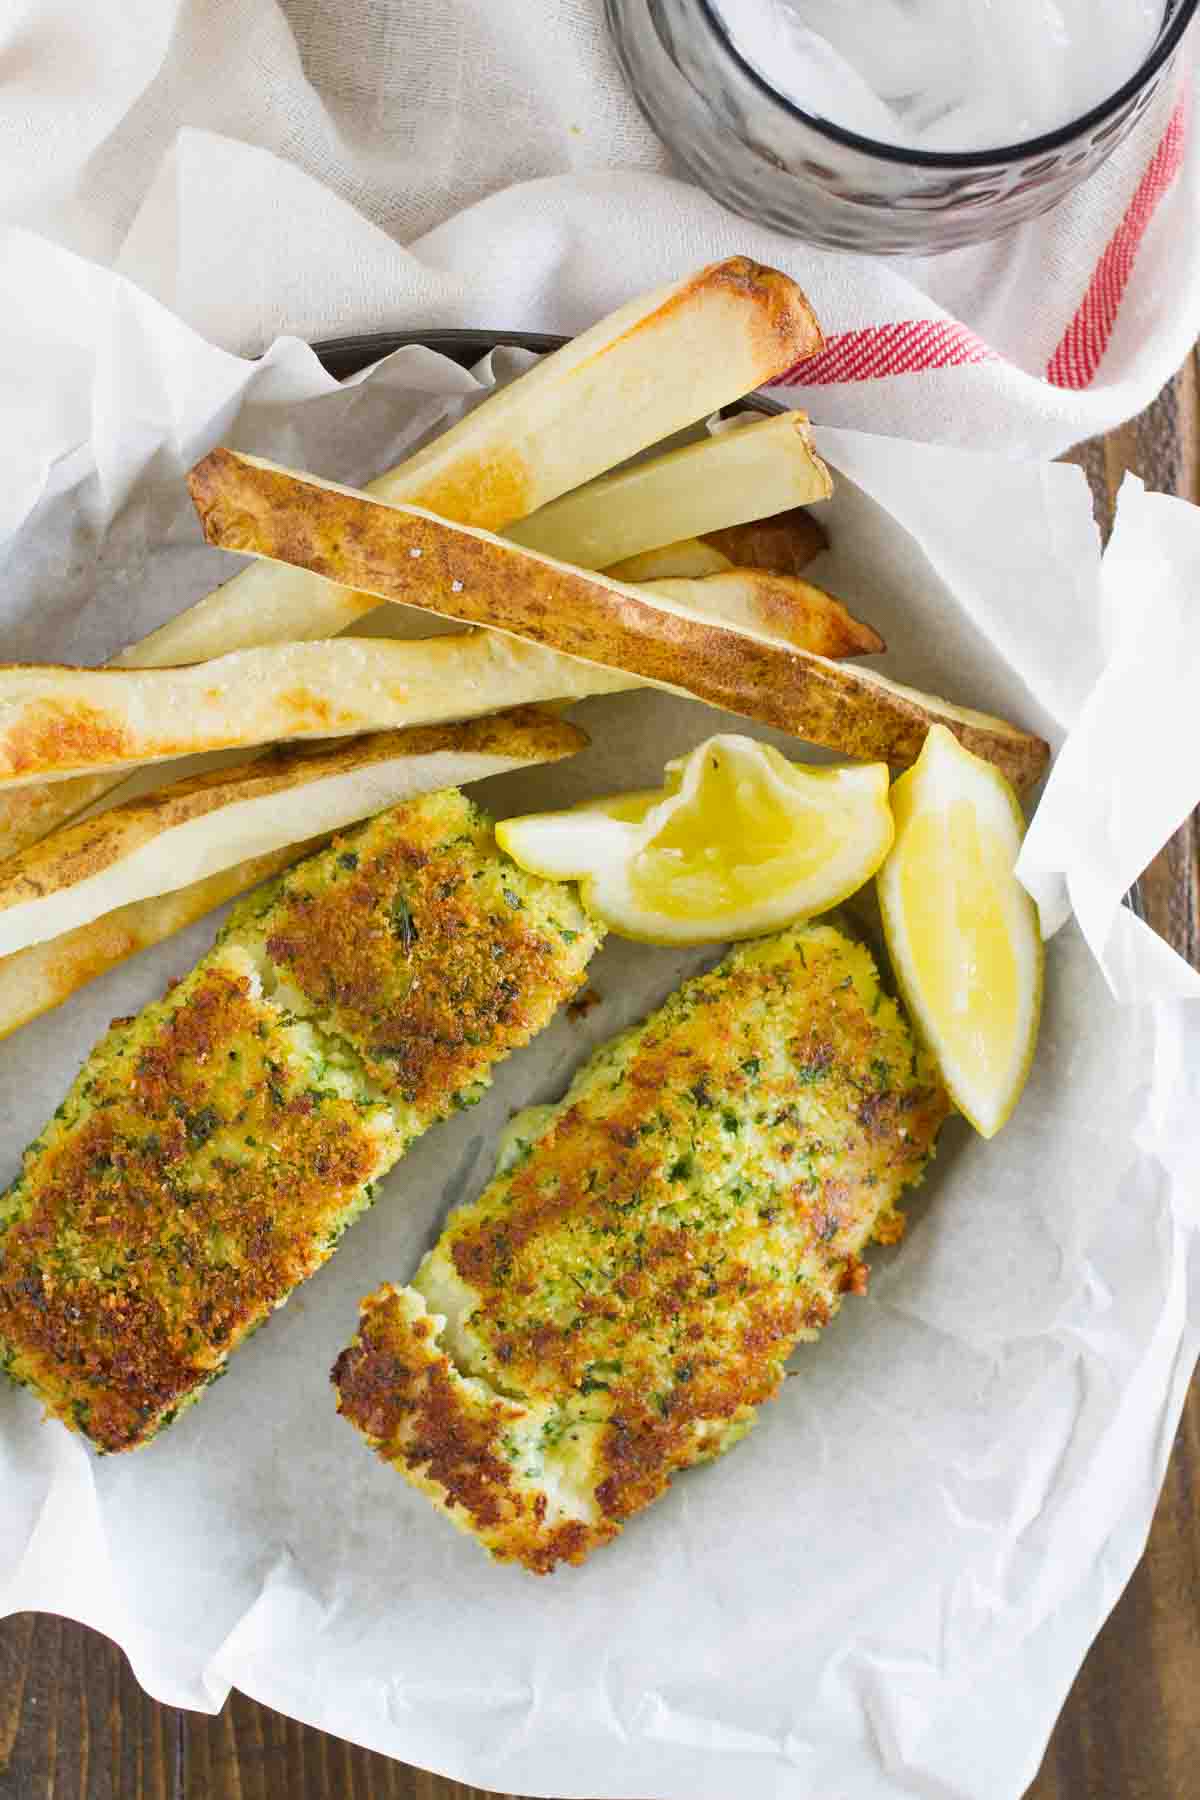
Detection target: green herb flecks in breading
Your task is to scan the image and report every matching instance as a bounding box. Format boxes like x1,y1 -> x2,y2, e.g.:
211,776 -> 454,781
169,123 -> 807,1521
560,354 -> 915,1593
0,790 -> 601,1452
333,921 -> 950,1573
225,790 -> 596,1125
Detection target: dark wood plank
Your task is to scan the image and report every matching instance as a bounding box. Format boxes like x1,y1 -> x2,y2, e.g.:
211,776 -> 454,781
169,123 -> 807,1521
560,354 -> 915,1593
1,358 -> 1197,1800
1030,347 -> 1200,1800
0,1613 -> 179,1800
182,1691 -> 509,1799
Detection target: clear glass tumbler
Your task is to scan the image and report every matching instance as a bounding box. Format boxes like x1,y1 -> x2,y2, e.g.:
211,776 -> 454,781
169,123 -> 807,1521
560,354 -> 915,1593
606,0 -> 1198,253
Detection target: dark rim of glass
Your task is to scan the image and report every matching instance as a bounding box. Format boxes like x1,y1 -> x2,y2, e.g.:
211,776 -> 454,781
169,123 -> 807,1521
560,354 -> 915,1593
696,0 -> 1197,169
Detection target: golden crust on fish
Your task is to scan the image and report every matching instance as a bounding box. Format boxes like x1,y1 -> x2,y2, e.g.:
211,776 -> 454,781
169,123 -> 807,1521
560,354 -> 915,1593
0,791 -> 602,1452
333,922 -> 950,1572
225,788 -> 599,1121
0,944 -> 398,1452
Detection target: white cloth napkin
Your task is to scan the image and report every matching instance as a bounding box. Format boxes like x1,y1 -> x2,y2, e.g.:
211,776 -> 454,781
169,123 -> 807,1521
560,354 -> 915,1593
1,0 -> 1197,456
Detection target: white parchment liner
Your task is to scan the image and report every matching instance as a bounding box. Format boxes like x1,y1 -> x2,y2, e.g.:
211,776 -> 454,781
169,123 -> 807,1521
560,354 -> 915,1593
1,238 -> 1198,1800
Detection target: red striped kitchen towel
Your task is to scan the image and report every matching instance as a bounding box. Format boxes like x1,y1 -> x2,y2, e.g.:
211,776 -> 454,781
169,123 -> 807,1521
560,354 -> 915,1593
8,0 -> 1195,458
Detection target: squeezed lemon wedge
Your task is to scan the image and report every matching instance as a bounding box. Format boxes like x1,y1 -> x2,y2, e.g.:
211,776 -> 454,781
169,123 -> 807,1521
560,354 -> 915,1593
877,724 -> 1043,1139
496,734 -> 893,945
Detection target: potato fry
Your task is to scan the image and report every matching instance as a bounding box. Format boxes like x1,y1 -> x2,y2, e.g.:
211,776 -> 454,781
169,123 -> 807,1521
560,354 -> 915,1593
0,567 -> 882,795
0,774 -> 120,869
0,260 -> 822,866
508,414 -> 831,570
0,710 -> 586,958
189,448 -> 1049,788
0,568 -> 878,1032
605,540 -> 735,582
126,259 -> 821,669
701,505 -> 828,576
607,507 -> 828,584
0,843 -> 323,1044
642,572 -> 882,658
0,637 -> 629,789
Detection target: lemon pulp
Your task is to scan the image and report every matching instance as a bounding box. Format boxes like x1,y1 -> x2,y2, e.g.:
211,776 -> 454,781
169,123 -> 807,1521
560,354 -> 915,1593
497,734 -> 893,946
629,746 -> 860,922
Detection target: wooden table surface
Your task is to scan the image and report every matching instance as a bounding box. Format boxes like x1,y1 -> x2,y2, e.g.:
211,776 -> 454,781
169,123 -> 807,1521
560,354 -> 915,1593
1,359 -> 1197,1800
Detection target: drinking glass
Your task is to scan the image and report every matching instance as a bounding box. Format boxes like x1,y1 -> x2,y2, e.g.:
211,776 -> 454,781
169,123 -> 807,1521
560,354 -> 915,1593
606,0 -> 1198,252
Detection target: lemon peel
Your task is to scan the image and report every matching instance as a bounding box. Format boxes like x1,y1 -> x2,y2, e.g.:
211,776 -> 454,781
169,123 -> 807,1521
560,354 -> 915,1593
877,724 -> 1043,1139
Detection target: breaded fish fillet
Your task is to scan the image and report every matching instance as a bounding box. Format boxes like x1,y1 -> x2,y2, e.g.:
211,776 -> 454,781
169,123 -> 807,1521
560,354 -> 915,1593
0,790 -> 600,1451
223,788 -> 597,1119
333,922 -> 950,1573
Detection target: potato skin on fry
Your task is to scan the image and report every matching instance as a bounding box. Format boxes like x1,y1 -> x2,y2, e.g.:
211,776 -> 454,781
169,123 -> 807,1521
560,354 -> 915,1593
189,448 -> 1049,789
334,922 -> 949,1573
606,506 -> 827,585
0,840 -> 323,1044
0,770 -> 123,866
0,708 -> 587,958
0,259 -> 822,859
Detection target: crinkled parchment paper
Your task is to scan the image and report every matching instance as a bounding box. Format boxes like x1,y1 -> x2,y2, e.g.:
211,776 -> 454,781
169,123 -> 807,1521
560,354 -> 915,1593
1,235 -> 1198,1800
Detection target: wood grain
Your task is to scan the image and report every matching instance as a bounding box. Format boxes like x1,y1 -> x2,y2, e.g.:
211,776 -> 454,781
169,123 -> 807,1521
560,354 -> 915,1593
1027,343 -> 1200,1800
0,1614 -> 179,1800
0,358 -> 1197,1800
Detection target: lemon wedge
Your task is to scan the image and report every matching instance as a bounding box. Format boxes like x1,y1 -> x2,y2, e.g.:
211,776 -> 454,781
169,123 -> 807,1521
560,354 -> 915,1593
496,734 -> 893,945
877,724 -> 1043,1139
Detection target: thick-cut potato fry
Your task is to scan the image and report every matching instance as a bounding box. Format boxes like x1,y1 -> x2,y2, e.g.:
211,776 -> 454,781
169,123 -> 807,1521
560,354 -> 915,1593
128,259 -> 822,670
508,414 -> 832,570
0,637 -> 629,789
701,505 -> 828,575
642,571 -> 882,658
0,583 -> 875,1036
0,843 -> 323,1044
0,573 -> 880,794
189,448 -> 1050,788
0,774 -> 119,869
0,710 -> 585,958
605,540 -> 734,582
606,507 -> 828,585
0,259 -> 822,866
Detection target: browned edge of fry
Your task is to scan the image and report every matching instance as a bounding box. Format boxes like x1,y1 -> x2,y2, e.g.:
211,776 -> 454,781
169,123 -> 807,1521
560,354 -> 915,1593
0,773 -> 121,871
600,256 -> 824,381
0,708 -> 586,910
0,259 -> 823,867
639,570 -> 882,660
188,448 -> 1049,790
702,506 -> 828,575
736,573 -> 884,659
0,840 -> 327,1044
402,259 -> 823,529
